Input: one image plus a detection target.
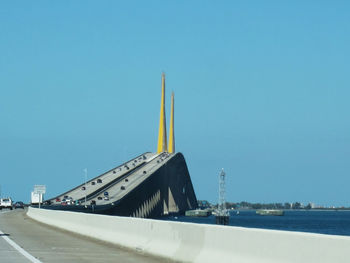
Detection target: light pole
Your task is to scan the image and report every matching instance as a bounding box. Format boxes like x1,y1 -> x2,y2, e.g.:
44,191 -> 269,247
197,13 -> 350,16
84,168 -> 87,206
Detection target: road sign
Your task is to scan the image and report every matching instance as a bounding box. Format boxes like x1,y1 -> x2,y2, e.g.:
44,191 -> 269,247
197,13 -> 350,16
33,185 -> 46,209
34,185 -> 46,194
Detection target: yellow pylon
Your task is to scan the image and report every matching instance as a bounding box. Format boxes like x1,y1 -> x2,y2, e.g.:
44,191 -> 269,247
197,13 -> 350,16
157,73 -> 168,153
168,92 -> 175,153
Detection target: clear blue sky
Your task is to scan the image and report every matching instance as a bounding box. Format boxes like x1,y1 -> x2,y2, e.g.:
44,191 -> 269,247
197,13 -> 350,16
1,1 -> 349,206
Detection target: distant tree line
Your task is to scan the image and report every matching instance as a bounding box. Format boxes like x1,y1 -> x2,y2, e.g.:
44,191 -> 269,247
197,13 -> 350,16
226,201 -> 300,209
225,202 -> 298,210
198,200 -> 301,209
197,200 -> 349,210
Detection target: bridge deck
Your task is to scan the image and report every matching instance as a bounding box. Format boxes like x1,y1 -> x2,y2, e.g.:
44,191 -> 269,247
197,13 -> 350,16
48,152 -> 156,205
82,152 -> 172,206
0,209 -> 166,263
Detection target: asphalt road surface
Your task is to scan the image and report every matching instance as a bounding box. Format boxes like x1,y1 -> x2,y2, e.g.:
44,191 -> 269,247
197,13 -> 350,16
0,209 -> 169,263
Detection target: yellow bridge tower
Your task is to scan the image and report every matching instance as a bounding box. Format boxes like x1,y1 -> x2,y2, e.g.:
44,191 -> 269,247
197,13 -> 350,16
168,92 -> 175,153
157,73 -> 168,153
157,73 -> 175,154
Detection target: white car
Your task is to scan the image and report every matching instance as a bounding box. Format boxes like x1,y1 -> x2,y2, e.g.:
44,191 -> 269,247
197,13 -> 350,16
61,198 -> 73,205
0,198 -> 13,210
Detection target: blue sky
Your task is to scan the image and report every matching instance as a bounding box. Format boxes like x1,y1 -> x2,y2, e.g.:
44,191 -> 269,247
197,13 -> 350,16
1,1 -> 349,206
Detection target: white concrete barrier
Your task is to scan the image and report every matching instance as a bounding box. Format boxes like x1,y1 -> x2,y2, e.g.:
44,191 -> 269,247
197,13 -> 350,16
27,207 -> 350,263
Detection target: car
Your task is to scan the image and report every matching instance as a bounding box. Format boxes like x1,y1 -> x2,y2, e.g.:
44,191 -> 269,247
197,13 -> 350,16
0,198 -> 13,210
91,181 -> 96,185
82,186 -> 86,190
98,196 -> 103,200
104,196 -> 109,201
104,191 -> 109,196
61,198 -> 73,205
97,179 -> 102,183
125,178 -> 129,182
14,201 -> 24,209
121,186 -> 125,190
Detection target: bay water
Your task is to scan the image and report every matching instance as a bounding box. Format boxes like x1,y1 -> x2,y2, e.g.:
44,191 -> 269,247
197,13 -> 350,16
164,210 -> 350,236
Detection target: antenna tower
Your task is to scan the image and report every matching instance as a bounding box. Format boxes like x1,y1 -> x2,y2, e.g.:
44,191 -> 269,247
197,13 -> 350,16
216,168 -> 229,225
218,169 -> 228,216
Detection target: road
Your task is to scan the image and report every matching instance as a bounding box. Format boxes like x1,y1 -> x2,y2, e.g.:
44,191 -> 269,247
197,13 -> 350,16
97,152 -> 171,206
48,152 -> 156,205
0,209 -> 168,263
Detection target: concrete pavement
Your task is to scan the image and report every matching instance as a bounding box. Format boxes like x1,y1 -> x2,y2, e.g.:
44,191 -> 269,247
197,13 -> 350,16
0,209 -> 169,263
0,227 -> 31,263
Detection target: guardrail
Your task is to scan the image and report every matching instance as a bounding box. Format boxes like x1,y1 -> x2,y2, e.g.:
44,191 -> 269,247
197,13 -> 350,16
27,207 -> 350,263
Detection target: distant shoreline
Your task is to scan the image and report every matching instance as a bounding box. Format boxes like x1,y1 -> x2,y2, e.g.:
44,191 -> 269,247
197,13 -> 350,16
232,208 -> 350,211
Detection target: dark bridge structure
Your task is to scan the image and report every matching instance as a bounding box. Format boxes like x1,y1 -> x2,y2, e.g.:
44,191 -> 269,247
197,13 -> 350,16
40,74 -> 198,218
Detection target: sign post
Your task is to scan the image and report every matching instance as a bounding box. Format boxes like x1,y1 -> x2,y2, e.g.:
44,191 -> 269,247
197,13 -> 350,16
34,185 -> 46,209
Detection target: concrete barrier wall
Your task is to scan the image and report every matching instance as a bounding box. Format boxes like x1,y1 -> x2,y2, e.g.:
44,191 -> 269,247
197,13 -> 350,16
27,207 -> 350,263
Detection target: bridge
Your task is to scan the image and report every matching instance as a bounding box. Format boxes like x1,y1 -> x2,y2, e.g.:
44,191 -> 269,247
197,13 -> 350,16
38,73 -> 197,218
42,152 -> 197,218
2,74 -> 349,263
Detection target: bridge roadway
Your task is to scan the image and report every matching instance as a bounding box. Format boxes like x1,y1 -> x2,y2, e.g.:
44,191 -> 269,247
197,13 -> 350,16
48,152 -> 156,205
83,152 -> 172,206
44,152 -> 172,209
0,209 -> 168,263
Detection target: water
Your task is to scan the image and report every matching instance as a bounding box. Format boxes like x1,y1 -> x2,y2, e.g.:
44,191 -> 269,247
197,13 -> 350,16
164,210 -> 350,236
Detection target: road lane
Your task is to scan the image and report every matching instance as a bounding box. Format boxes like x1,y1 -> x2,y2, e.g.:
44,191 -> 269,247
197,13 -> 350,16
0,230 -> 34,263
0,209 -> 169,263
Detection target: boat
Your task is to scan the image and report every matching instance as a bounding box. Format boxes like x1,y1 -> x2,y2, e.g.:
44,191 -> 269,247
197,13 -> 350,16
185,209 -> 211,217
256,209 -> 284,216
